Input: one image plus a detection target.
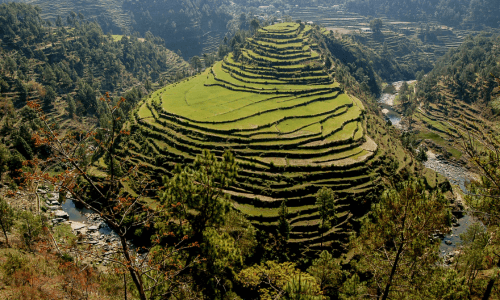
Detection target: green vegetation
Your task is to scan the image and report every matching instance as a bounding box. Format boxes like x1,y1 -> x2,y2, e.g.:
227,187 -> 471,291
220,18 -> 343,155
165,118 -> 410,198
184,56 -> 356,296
410,34 -> 499,161
0,2 -> 191,189
344,0 -> 500,29
126,22 -> 412,248
6,3 -> 499,299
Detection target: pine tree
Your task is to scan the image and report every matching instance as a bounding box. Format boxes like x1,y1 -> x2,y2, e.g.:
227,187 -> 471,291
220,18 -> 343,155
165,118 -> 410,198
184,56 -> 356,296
307,250 -> 343,296
275,199 -> 291,260
278,199 -> 290,242
160,150 -> 237,239
66,95 -> 76,118
316,187 -> 337,247
350,180 -> 448,299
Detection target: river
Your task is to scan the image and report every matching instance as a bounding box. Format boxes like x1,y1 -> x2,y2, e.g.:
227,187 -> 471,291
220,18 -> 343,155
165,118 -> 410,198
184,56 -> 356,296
60,198 -> 113,235
378,81 -> 476,258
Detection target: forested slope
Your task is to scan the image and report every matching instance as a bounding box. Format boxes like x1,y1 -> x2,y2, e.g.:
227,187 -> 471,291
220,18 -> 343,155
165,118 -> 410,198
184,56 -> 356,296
0,2 -> 190,185
403,34 -> 500,162
4,0 -> 234,58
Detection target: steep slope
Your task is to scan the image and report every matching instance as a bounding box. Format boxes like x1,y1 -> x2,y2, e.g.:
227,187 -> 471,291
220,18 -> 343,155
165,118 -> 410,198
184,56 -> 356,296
5,0 -> 232,58
125,23 -> 410,249
411,34 -> 500,161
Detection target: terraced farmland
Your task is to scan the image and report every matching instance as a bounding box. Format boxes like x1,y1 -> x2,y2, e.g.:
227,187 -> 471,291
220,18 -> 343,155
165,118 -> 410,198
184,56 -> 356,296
288,6 -> 469,65
126,23 -> 395,249
414,83 -> 493,160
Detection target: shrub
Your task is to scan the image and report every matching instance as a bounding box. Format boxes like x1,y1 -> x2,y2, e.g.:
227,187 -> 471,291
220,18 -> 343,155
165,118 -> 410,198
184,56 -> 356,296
2,253 -> 28,277
18,210 -> 45,252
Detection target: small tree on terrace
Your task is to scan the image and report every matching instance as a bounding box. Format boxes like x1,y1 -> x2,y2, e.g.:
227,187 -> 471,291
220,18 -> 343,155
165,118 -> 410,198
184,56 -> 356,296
250,19 -> 260,33
316,187 -> 337,247
276,199 -> 291,260
370,18 -> 383,33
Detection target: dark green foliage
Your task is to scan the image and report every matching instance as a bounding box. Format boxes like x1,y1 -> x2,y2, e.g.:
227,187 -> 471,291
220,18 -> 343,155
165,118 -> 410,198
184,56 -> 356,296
0,2 -> 189,120
1,253 -> 27,277
0,197 -> 15,247
189,56 -> 203,72
122,0 -> 231,58
416,149 -> 428,162
159,150 -> 237,238
324,32 -> 425,95
66,94 -> 75,117
307,250 -> 343,297
7,149 -> 24,175
348,180 -> 449,299
43,86 -> 56,107
18,210 -> 45,252
418,34 -> 500,106
250,18 -> 260,33
75,82 -> 97,115
0,143 -> 10,176
201,228 -> 243,297
13,134 -> 33,160
274,200 -> 291,262
369,18 -> 383,33
277,200 -> 290,242
316,187 -> 337,231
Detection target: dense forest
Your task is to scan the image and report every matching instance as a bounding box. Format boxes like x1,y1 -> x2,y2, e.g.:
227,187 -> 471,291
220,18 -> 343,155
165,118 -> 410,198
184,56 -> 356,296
122,0 -> 232,58
0,2 -> 191,184
3,0 -> 235,58
418,34 -> 500,109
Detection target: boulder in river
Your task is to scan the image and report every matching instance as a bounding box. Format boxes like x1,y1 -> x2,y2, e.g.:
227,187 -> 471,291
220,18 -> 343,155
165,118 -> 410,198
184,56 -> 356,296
54,210 -> 69,219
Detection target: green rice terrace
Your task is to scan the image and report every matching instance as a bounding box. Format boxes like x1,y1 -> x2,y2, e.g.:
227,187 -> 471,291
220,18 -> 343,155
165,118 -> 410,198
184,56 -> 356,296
414,83 -> 493,160
124,22 -> 412,249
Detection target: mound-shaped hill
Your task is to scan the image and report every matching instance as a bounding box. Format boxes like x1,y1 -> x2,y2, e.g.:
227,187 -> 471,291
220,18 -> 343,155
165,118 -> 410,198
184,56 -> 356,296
126,23 -> 402,248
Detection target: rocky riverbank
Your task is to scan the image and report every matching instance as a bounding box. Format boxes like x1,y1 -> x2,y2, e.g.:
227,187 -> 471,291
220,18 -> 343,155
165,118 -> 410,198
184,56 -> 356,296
38,190 -> 130,266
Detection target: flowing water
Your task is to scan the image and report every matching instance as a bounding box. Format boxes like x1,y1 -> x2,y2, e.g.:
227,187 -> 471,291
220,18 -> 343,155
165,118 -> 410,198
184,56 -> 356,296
61,198 -> 114,235
378,81 -> 476,256
378,91 -> 402,128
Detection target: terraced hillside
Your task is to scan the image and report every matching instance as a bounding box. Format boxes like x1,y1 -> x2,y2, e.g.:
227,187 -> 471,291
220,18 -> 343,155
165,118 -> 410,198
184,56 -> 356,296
288,6 -> 472,66
411,34 -> 500,161
7,0 -> 132,33
413,82 -> 496,163
126,23 -> 406,249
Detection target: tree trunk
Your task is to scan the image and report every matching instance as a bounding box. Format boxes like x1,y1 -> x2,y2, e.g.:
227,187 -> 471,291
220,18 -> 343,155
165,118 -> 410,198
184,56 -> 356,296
381,242 -> 405,300
124,272 -> 128,300
481,258 -> 500,300
120,235 -> 147,300
0,220 -> 10,247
